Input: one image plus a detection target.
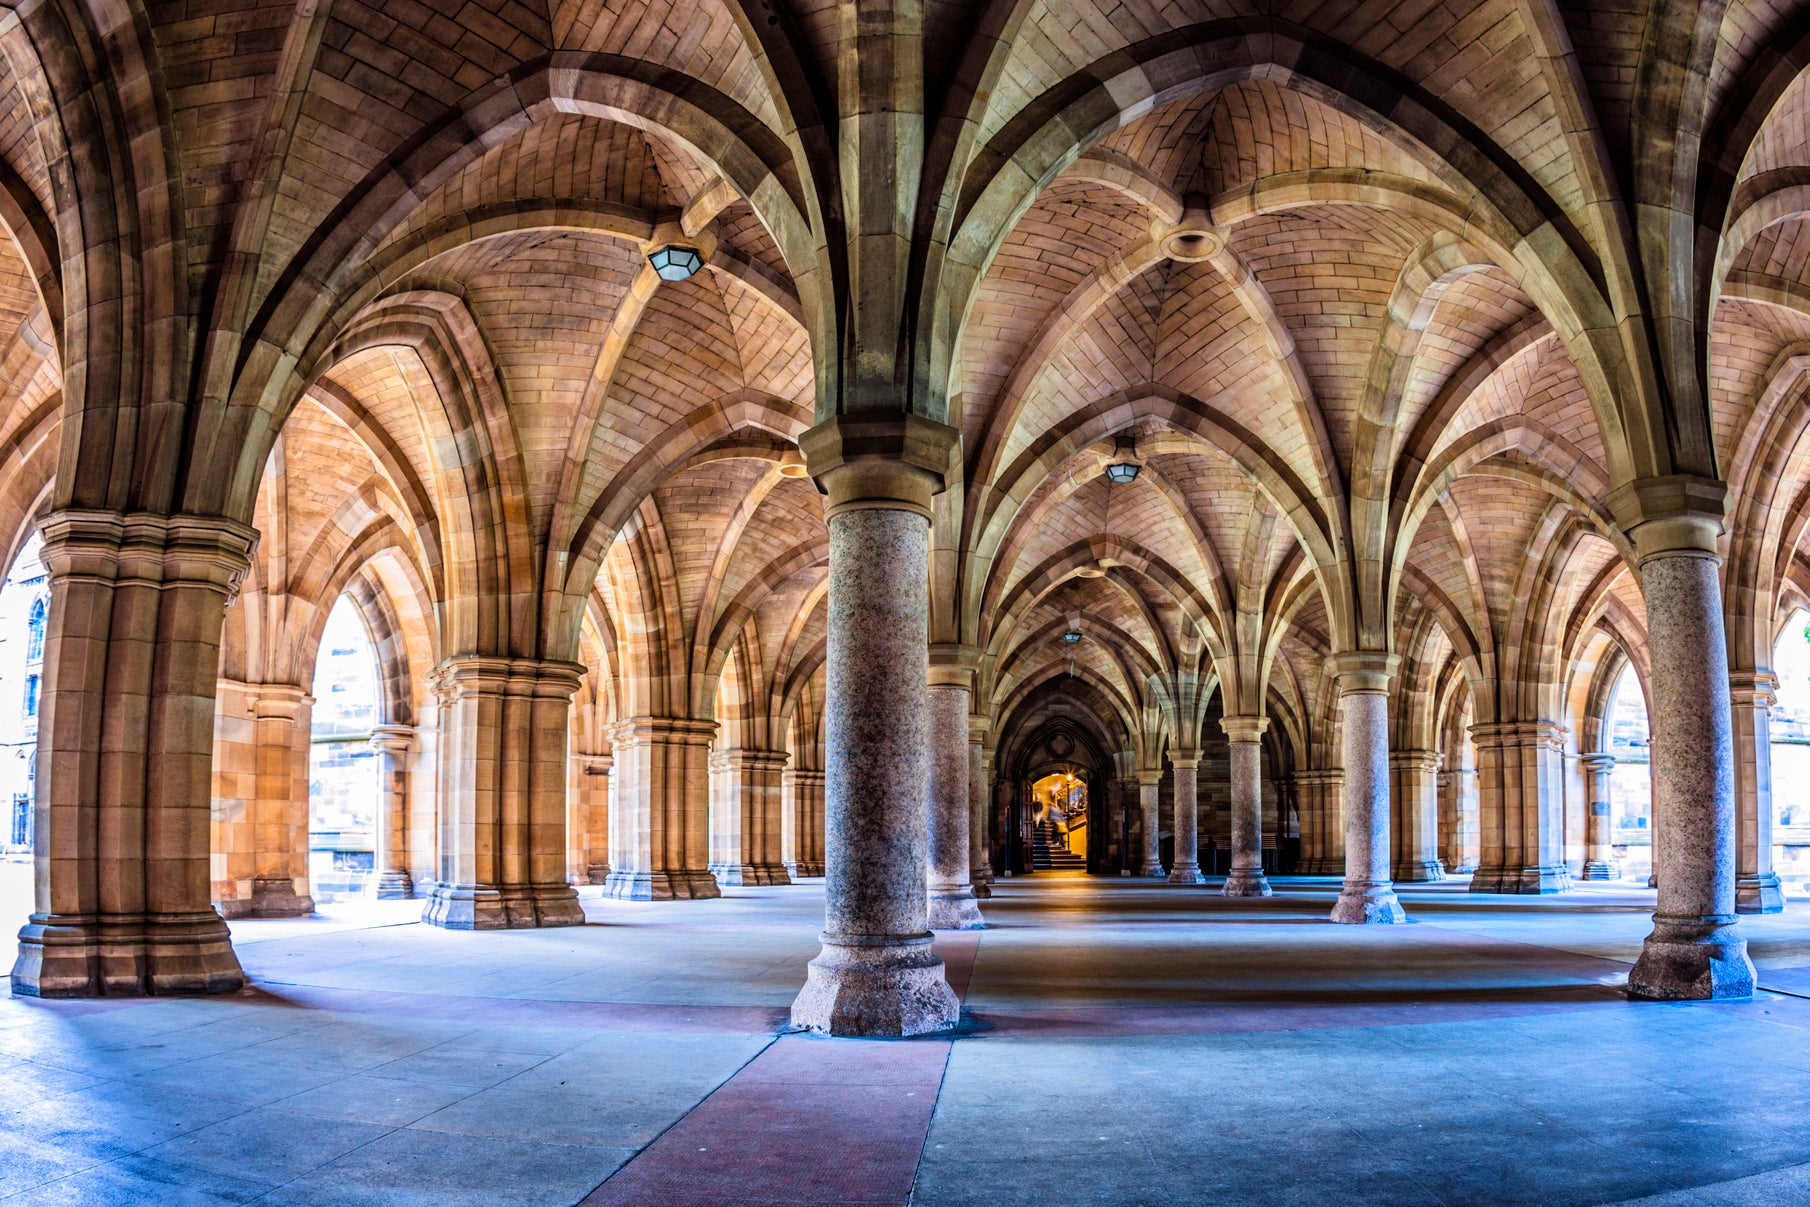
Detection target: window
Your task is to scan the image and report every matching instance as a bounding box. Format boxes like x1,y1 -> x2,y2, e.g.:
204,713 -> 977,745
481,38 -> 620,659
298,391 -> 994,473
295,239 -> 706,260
25,596 -> 45,663
24,674 -> 40,720
8,792 -> 26,847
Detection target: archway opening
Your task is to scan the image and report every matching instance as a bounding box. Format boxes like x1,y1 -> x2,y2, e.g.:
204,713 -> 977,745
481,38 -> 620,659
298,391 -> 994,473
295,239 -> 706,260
1604,664 -> 1653,883
0,532 -> 43,938
1030,771 -> 1088,871
307,595 -> 383,903
1770,609 -> 1810,894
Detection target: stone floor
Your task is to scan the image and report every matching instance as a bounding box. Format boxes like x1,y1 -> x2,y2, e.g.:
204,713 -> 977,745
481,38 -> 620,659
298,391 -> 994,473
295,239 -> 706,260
4,867 -> 1810,1204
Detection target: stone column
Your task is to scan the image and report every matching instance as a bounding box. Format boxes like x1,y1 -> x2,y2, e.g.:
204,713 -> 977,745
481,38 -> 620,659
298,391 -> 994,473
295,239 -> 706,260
369,724 -> 416,898
783,765 -> 826,877
1167,755 -> 1205,884
1468,721 -> 1571,893
1390,748 -> 1446,883
570,751 -> 611,885
709,748 -> 792,886
790,430 -> 959,1037
234,684 -> 315,917
422,657 -> 586,929
1330,653 -> 1406,924
14,512 -> 255,997
1436,765 -> 1477,874
1730,672 -> 1784,913
1616,488 -> 1753,999
1293,771 -> 1325,873
969,724 -> 993,897
1221,716 -> 1271,896
1579,752 -> 1618,880
604,717 -> 721,899
927,659 -> 983,930
1137,770 -> 1164,876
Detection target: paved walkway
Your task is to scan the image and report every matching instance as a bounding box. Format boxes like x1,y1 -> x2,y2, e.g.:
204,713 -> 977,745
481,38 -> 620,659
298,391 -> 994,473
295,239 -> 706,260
3,871 -> 1810,1204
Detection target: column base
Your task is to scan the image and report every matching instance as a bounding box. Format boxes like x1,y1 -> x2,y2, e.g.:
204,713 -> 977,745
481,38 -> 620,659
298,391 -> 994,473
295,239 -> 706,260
1628,915 -> 1755,1000
928,884 -> 986,930
1167,865 -> 1206,885
790,932 -> 959,1037
603,868 -> 721,901
1451,858 -> 1478,874
12,911 -> 245,998
785,861 -> 825,878
1140,860 -> 1166,878
1579,861 -> 1620,882
584,862 -> 612,886
373,870 -> 415,900
245,877 -> 314,918
1391,859 -> 1447,883
421,883 -> 585,929
969,868 -> 992,899
1331,881 -> 1407,924
1222,868 -> 1272,897
708,862 -> 793,887
1736,872 -> 1786,914
1469,864 -> 1570,894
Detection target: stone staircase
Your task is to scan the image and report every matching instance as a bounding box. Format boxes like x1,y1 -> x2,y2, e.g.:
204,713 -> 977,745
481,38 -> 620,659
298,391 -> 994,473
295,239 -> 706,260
1031,819 -> 1088,870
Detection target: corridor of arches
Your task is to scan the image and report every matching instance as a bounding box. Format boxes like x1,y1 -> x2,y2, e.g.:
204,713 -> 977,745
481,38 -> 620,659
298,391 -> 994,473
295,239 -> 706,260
8,0 -> 1810,1199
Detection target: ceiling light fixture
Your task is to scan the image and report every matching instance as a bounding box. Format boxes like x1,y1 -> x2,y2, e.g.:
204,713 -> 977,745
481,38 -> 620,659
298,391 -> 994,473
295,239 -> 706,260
1104,435 -> 1141,484
648,244 -> 704,281
1061,630 -> 1082,644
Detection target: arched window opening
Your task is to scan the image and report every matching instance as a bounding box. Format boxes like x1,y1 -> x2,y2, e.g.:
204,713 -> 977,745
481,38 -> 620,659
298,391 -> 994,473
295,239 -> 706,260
0,532 -> 44,931
308,595 -> 383,902
1770,609 -> 1810,894
1604,665 -> 1652,883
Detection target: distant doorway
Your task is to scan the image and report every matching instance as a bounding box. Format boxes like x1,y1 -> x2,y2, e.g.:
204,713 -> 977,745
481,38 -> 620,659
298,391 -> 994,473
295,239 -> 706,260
0,533 -> 43,939
1029,772 -> 1088,871
308,596 -> 383,901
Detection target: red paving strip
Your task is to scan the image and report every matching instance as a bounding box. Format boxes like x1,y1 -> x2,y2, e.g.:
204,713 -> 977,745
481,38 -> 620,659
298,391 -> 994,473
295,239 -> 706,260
580,931 -> 980,1207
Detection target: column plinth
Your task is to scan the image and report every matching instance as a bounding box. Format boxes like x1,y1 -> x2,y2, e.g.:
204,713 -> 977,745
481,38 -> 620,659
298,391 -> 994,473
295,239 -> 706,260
1614,486 -> 1753,999
1221,716 -> 1271,897
789,437 -> 958,1036
1329,653 -> 1406,924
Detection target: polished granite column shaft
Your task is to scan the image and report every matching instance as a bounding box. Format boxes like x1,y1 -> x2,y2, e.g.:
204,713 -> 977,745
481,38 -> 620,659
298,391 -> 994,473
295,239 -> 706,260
1137,771 -> 1164,876
1580,752 -> 1619,881
1617,489 -> 1753,999
1330,653 -> 1406,924
926,671 -> 983,930
968,723 -> 992,898
1168,757 -> 1205,884
1221,717 -> 1271,896
790,443 -> 959,1037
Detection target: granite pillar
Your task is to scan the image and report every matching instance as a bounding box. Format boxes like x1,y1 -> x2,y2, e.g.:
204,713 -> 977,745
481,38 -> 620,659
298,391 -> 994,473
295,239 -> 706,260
790,437 -> 959,1037
1167,756 -> 1205,884
1730,672 -> 1785,914
1330,653 -> 1406,924
1579,752 -> 1619,881
604,717 -> 721,899
967,726 -> 992,897
926,671 -> 983,930
369,724 -> 417,898
14,512 -> 254,997
1618,492 -> 1753,999
421,657 -> 586,929
1221,717 -> 1271,896
1390,748 -> 1446,883
1137,770 -> 1164,876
